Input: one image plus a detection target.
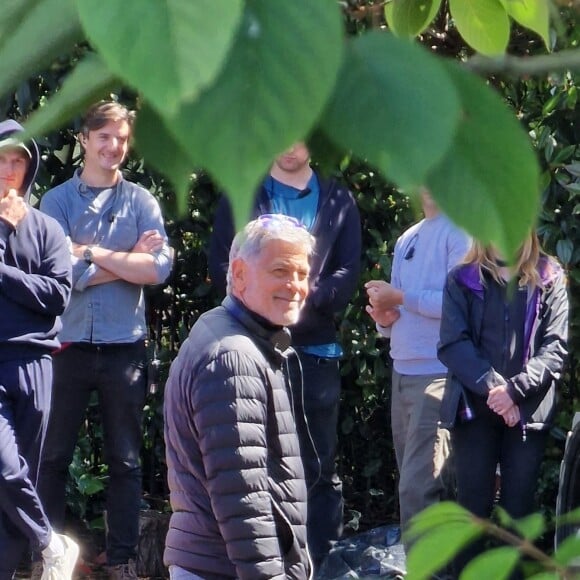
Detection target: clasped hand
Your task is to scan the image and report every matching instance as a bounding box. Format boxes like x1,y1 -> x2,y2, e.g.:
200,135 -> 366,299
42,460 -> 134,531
487,385 -> 519,427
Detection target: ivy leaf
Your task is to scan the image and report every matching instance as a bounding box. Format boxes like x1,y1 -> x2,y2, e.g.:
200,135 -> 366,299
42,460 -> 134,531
507,0 -> 550,49
76,0 -> 243,114
462,547 -> 520,580
134,104 -> 194,215
449,0 -> 510,56
426,61 -> 540,258
23,54 -> 118,139
163,0 -> 343,228
322,31 -> 461,191
385,0 -> 443,38
0,0 -> 84,99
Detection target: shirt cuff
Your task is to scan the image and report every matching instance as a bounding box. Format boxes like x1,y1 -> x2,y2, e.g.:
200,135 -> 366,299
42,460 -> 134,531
75,263 -> 97,291
376,322 -> 392,338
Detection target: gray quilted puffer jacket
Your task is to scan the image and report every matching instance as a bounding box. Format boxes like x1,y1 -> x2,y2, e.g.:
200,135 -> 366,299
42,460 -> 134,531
164,296 -> 312,579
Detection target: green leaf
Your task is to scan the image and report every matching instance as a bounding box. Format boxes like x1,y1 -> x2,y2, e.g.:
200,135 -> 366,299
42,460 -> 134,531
0,0 -> 84,99
553,534 -> 580,566
0,0 -> 37,44
556,508 -> 580,526
164,0 -> 343,229
449,0 -> 510,56
23,54 -> 118,140
407,523 -> 481,579
507,0 -> 550,49
407,502 -> 476,539
462,546 -> 520,580
134,104 -> 193,215
77,473 -> 105,496
527,574 -> 560,580
564,163 -> 580,178
322,31 -> 461,191
385,0 -> 443,38
76,0 -> 243,115
512,512 -> 546,541
556,239 -> 573,264
426,62 -> 540,258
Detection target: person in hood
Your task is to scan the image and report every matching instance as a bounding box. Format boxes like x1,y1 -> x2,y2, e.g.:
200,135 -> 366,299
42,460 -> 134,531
209,143 -> 361,570
0,121 -> 77,578
165,214 -> 313,579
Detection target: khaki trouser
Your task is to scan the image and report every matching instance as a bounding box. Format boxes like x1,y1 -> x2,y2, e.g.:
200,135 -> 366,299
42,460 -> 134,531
391,370 -> 452,534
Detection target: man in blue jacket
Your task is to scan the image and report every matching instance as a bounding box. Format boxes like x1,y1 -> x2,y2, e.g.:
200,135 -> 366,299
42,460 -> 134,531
0,122 -> 77,578
209,143 -> 361,569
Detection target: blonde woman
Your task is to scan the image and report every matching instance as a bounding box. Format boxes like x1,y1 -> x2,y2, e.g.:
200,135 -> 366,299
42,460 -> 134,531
438,233 -> 568,569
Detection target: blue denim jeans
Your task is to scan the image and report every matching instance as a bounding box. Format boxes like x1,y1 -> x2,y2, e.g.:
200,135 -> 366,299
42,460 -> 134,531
0,356 -> 53,579
289,351 -> 343,570
37,342 -> 147,565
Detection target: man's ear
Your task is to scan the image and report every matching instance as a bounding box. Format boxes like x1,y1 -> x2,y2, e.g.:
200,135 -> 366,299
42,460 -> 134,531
77,132 -> 87,149
231,258 -> 247,294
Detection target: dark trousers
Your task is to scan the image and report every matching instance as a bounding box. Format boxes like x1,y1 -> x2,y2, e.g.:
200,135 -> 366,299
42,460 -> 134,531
37,342 -> 147,565
451,406 -> 547,575
289,352 -> 343,569
0,356 -> 52,579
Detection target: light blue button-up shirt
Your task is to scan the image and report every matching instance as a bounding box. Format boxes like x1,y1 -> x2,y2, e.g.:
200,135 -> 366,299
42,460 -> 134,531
40,170 -> 173,344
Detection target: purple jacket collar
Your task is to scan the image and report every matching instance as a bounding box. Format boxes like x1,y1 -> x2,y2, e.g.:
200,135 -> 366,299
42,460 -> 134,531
455,256 -> 561,364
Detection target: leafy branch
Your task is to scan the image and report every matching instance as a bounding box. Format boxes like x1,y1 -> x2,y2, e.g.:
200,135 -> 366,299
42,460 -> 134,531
466,48 -> 580,78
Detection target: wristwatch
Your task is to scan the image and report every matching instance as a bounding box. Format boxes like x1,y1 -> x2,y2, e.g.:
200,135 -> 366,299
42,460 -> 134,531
83,246 -> 94,264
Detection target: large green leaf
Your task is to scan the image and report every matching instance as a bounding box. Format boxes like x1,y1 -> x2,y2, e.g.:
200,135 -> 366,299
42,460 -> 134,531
507,0 -> 550,49
23,54 -> 118,139
76,0 -> 243,114
426,62 -> 540,257
385,0 -> 443,38
407,523 -> 481,579
462,547 -> 520,580
0,0 -> 84,99
134,105 -> 194,215
0,0 -> 37,44
321,32 -> 461,191
449,0 -> 510,56
163,0 -> 343,226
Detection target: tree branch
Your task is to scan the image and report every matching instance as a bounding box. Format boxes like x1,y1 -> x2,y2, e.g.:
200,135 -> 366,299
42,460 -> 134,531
465,49 -> 580,77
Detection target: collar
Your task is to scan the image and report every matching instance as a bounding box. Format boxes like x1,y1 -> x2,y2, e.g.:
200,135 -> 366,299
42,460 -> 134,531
222,296 -> 291,357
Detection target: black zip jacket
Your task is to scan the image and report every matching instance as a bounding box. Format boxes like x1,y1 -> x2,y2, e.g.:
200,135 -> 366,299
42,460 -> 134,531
438,257 -> 568,430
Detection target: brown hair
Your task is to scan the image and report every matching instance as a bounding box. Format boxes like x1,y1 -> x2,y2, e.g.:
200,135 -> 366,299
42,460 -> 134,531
463,231 -> 545,288
79,101 -> 135,137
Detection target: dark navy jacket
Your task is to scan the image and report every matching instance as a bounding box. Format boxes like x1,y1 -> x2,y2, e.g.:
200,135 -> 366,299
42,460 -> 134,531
438,257 -> 568,430
0,120 -> 72,361
208,173 -> 361,347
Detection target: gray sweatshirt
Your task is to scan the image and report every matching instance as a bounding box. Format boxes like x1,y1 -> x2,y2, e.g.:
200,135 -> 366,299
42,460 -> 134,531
378,213 -> 470,375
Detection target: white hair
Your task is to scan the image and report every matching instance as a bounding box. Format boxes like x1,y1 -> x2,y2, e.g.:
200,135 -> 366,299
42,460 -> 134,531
226,214 -> 315,295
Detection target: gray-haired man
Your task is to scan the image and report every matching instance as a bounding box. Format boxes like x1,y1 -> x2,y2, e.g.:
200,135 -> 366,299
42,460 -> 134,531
164,214 -> 314,579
